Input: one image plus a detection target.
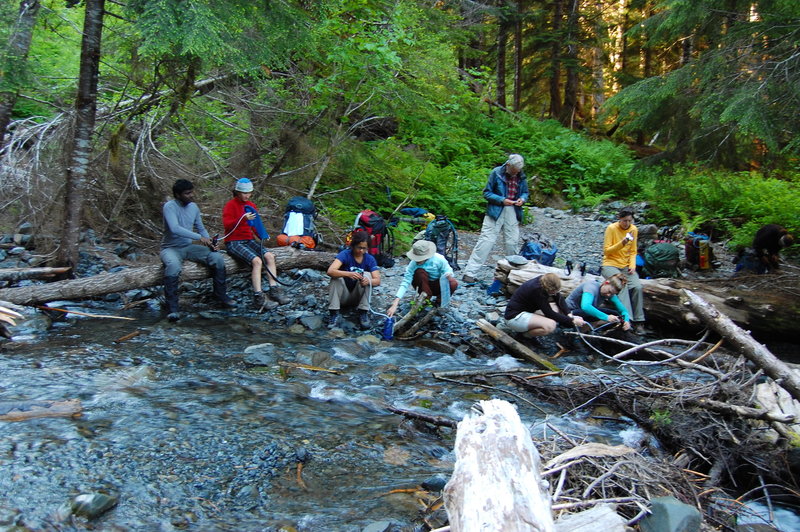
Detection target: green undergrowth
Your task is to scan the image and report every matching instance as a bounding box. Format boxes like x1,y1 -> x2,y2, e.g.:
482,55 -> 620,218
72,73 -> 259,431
635,165 -> 800,251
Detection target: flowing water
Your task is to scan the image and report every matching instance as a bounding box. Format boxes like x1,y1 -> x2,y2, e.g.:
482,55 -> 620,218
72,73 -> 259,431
2,310 -> 608,531
3,309 -> 797,531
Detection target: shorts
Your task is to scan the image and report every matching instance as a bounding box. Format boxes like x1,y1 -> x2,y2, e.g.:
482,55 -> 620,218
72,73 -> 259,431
506,311 -> 536,333
226,239 -> 267,263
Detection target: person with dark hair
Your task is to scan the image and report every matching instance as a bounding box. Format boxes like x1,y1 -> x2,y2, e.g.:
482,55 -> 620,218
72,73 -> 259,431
387,240 -> 458,317
222,178 -> 290,311
504,273 -> 585,343
161,179 -> 234,322
326,231 -> 381,329
753,224 -> 795,273
565,273 -> 632,331
601,208 -> 645,333
462,154 -> 529,283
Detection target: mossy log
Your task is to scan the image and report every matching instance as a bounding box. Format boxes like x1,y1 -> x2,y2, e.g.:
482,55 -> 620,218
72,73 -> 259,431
0,248 -> 335,306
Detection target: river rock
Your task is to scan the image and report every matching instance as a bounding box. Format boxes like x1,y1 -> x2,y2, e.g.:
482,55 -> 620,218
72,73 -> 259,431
639,496 -> 701,532
71,492 -> 118,519
361,520 -> 396,532
299,314 -> 323,330
421,473 -> 448,492
243,343 -> 277,365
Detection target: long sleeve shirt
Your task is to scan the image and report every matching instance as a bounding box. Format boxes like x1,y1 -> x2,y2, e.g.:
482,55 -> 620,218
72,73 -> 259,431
602,221 -> 638,270
483,164 -> 529,221
504,276 -> 573,327
222,197 -> 258,241
395,254 -> 453,299
565,280 -> 630,322
161,200 -> 209,249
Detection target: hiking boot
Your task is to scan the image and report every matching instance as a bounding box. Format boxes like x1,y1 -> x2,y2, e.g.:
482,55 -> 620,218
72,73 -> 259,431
210,266 -> 236,309
327,311 -> 341,329
462,274 -> 477,284
632,322 -> 647,336
358,310 -> 370,330
167,312 -> 181,323
254,292 -> 278,312
269,285 -> 291,305
163,275 -> 181,322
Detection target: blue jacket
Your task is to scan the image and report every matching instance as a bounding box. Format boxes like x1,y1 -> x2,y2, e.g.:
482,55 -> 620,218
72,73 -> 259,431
483,164 -> 529,221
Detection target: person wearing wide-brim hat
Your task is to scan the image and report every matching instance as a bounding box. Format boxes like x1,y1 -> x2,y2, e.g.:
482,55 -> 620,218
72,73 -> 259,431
387,240 -> 458,317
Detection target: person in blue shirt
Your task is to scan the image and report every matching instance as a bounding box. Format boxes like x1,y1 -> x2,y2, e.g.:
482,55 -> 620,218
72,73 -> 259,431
565,274 -> 632,331
387,240 -> 458,317
161,179 -> 234,322
326,231 -> 381,329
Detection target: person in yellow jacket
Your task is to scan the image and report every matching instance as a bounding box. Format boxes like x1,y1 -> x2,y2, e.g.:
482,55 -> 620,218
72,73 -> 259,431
601,208 -> 645,333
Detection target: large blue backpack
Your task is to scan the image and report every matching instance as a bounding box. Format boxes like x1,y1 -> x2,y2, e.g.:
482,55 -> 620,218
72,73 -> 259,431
520,233 -> 557,266
277,196 -> 319,249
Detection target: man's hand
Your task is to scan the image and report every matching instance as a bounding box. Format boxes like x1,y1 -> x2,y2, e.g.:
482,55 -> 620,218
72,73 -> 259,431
200,236 -> 217,251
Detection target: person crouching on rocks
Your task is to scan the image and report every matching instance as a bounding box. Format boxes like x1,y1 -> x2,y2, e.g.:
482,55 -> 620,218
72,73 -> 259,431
221,178 -> 290,311
504,273 -> 585,346
565,273 -> 631,332
387,240 -> 458,318
326,230 -> 381,330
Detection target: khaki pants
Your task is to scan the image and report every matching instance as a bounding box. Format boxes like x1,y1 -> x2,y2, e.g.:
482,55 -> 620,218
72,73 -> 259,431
328,277 -> 370,311
463,206 -> 519,277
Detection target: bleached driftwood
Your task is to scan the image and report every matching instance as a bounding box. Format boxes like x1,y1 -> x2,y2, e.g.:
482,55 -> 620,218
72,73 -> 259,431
475,319 -> 559,371
0,399 -> 82,421
443,399 -> 555,531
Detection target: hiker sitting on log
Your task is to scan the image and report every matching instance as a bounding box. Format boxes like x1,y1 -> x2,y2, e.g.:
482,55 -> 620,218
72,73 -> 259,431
504,273 -> 585,344
387,240 -> 458,318
161,179 -> 235,322
602,207 -> 646,334
222,178 -> 290,311
565,273 -> 631,331
753,223 -> 794,273
326,231 -> 381,330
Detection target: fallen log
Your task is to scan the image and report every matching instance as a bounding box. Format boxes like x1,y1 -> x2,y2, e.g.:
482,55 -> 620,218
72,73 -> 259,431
684,289 -> 800,405
496,260 -> 800,340
0,266 -> 72,282
476,319 -> 560,371
443,399 -> 556,531
0,399 -> 82,421
0,248 -> 335,306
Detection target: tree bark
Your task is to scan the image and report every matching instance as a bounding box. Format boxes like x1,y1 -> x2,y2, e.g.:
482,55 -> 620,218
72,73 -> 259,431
559,0 -> 581,128
0,267 -> 72,282
57,0 -> 105,271
512,0 -> 523,112
476,318 -> 560,371
0,0 -> 41,147
444,399 -> 556,531
496,0 -> 508,109
0,248 -> 335,306
548,0 -> 563,118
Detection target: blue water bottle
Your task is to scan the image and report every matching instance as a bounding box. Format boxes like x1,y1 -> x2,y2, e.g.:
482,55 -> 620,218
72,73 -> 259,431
382,317 -> 395,340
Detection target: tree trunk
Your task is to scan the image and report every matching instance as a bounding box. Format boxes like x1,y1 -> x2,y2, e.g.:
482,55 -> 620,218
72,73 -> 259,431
559,0 -> 581,128
0,0 -> 40,147
512,0 -> 523,112
0,248 -> 335,306
548,0 -> 563,118
496,0 -> 508,109
57,0 -> 105,271
476,318 -> 560,371
444,399 -> 556,531
684,289 -> 800,404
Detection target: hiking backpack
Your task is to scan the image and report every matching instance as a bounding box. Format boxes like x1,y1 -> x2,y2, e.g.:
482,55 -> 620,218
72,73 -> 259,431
643,242 -> 680,278
684,232 -> 714,270
424,214 -> 460,270
349,210 -> 395,267
276,196 -> 320,249
520,233 -> 558,266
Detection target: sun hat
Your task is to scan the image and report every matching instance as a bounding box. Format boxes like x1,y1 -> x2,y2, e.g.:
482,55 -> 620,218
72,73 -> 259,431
406,240 -> 436,262
234,178 -> 254,193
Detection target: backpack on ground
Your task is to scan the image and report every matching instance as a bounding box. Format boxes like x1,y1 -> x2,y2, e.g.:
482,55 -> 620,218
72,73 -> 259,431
424,214 -> 460,270
643,242 -> 680,278
276,196 -> 320,249
520,233 -> 557,266
684,232 -> 714,270
348,210 -> 395,267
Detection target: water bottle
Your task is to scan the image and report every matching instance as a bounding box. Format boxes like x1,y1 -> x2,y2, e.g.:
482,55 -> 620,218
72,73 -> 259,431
382,317 -> 395,340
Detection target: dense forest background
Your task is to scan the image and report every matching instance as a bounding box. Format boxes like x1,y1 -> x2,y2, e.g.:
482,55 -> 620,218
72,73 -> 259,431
1,0 -> 799,268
